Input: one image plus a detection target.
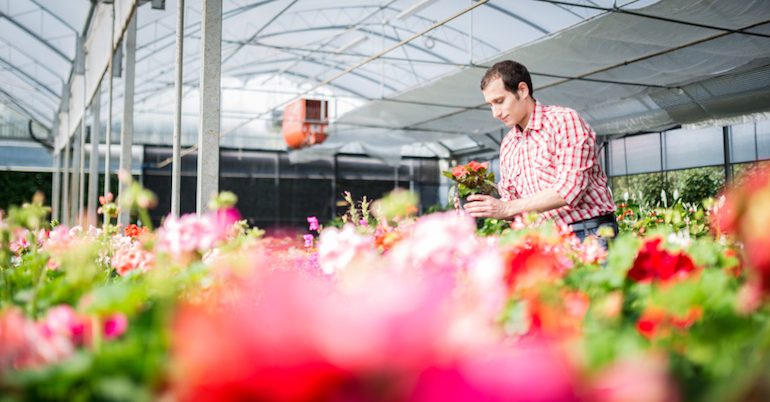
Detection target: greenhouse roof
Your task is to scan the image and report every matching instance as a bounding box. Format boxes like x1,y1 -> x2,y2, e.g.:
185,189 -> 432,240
1,0 -> 770,164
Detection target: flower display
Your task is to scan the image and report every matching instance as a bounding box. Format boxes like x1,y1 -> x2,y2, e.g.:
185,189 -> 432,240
1,179 -> 770,402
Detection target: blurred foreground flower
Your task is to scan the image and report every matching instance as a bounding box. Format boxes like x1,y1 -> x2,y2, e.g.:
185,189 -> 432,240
714,165 -> 770,293
172,266 -> 579,402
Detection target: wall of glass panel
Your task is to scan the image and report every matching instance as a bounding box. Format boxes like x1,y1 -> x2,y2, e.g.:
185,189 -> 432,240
606,117 -> 770,202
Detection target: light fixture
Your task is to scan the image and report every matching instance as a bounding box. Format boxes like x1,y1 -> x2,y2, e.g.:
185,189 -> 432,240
395,0 -> 438,21
335,35 -> 368,54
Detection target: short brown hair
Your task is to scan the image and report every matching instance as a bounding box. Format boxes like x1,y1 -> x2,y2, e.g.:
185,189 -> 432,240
480,60 -> 534,97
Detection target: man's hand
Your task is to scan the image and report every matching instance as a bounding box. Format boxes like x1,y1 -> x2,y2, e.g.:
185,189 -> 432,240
463,194 -> 513,219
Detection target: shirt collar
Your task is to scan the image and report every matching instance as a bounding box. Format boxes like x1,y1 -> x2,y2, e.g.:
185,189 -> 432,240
512,100 -> 544,138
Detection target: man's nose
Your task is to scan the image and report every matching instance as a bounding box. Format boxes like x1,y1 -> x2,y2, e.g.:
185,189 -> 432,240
492,106 -> 502,119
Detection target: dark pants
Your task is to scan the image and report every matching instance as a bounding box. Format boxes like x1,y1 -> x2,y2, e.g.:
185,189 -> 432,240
570,214 -> 618,250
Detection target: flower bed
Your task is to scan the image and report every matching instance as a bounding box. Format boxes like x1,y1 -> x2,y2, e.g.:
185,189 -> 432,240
1,171 -> 770,401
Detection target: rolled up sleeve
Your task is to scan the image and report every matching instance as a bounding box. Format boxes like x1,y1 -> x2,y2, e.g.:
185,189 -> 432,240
552,111 -> 595,207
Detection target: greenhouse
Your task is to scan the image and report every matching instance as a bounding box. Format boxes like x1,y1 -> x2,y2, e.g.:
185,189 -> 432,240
2,0 -> 770,401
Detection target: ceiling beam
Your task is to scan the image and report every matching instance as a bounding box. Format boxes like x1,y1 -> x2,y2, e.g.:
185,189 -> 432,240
0,11 -> 72,62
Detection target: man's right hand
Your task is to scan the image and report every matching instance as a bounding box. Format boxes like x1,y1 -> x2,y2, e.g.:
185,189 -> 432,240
463,194 -> 515,220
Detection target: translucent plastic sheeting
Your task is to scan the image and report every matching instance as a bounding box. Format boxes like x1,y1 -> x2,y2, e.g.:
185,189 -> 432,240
328,0 -> 770,163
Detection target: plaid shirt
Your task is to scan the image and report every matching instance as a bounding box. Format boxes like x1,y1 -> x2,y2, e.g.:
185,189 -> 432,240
498,101 -> 615,226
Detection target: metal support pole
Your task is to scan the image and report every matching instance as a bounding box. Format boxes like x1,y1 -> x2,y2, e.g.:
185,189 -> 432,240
62,137 -> 71,226
51,150 -> 61,222
197,0 -> 222,214
105,6 -> 115,198
468,0 -> 474,64
118,10 -> 137,226
88,86 -> 101,226
78,77 -> 88,225
394,166 -> 399,189
409,159 -> 415,192
603,137 -> 611,188
274,152 -> 280,226
331,154 -> 338,220
171,0 -> 185,217
723,126 -> 733,184
70,132 -> 80,226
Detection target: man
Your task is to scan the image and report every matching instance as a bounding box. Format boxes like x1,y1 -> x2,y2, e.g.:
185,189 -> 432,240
464,60 -> 617,244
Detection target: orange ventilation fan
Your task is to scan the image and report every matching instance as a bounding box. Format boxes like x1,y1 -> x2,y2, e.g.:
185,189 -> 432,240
282,98 -> 329,149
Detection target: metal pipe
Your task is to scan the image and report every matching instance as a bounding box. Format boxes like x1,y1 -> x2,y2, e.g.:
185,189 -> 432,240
51,150 -> 61,222
62,137 -> 71,226
78,76 -> 87,225
197,0 -> 223,214
118,10 -> 138,226
105,5 -> 116,199
88,85 -> 101,227
171,0 -> 186,217
723,126 -> 733,184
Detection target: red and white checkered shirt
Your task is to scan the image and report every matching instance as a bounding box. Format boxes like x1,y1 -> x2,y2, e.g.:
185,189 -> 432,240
497,101 -> 615,226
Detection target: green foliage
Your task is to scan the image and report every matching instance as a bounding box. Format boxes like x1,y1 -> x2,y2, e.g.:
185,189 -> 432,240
680,170 -> 722,204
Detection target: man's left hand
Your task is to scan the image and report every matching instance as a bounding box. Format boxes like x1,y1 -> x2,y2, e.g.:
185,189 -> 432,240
464,194 -> 513,220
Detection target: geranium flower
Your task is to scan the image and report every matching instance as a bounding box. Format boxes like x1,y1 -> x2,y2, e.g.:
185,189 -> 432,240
124,224 -> 148,238
171,265 -> 578,402
156,210 -> 239,260
111,242 -> 155,276
627,238 -> 698,283
466,160 -> 489,172
636,305 -> 703,340
317,224 -> 375,275
103,313 -> 129,340
387,212 -> 478,272
503,238 -> 572,294
452,165 -> 468,179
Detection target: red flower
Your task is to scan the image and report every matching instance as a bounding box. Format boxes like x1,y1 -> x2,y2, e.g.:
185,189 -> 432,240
124,224 -> 148,238
466,160 -> 488,172
627,238 -> 697,283
504,241 -> 567,294
636,307 -> 667,340
451,165 -> 468,179
669,307 -> 703,330
636,306 -> 702,340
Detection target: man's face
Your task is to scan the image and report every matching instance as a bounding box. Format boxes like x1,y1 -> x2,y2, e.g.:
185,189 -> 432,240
482,77 -> 529,128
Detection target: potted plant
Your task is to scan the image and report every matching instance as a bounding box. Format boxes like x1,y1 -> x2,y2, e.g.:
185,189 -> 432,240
442,160 -> 499,209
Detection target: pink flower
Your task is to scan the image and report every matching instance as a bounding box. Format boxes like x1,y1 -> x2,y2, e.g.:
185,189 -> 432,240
318,224 -> 375,275
388,212 -> 479,272
171,267 -> 578,402
99,192 -> 114,205
590,353 -> 678,402
103,314 -> 128,340
111,242 -> 155,276
40,305 -> 85,342
307,216 -> 320,231
466,160 -> 487,172
452,165 -> 468,179
156,211 -> 237,259
303,234 -> 314,249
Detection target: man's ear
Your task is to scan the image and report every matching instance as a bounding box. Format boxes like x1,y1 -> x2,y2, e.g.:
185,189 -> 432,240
518,82 -> 530,99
